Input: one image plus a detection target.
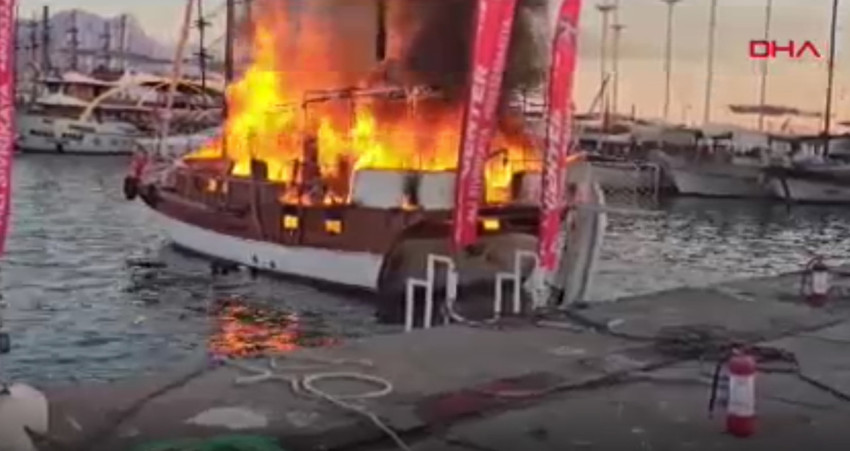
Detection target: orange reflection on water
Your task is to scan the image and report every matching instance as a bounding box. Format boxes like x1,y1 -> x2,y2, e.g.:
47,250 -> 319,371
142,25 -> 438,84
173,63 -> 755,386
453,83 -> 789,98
207,298 -> 337,358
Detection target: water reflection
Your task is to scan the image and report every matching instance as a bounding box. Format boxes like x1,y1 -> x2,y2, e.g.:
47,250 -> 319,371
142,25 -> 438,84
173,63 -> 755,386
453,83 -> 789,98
4,155 -> 850,384
207,297 -> 338,357
592,196 -> 850,301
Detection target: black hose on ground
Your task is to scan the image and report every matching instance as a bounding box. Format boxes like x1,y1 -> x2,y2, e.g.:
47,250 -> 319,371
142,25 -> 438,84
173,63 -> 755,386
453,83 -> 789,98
552,307 -> 850,404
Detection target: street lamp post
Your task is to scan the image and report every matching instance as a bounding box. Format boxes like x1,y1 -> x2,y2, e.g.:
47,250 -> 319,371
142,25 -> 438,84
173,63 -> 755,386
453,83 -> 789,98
660,0 -> 682,122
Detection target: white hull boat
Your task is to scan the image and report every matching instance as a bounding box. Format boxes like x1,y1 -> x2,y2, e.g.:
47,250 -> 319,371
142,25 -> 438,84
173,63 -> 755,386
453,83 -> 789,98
766,166 -> 850,204
667,166 -> 769,198
566,155 -> 662,193
16,114 -> 144,155
653,151 -> 769,198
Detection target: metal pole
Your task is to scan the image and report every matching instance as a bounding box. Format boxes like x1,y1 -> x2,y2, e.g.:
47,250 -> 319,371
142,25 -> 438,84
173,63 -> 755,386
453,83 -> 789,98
824,0 -> 840,154
757,0 -> 773,131
703,0 -> 718,124
40,6 -> 50,74
224,0 -> 235,84
196,0 -> 209,91
597,1 -> 616,124
612,23 -> 625,119
661,0 -> 680,122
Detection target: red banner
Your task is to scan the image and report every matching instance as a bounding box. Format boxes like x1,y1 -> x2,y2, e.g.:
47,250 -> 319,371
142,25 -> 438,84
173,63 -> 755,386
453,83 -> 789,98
452,0 -> 518,250
0,0 -> 15,256
538,0 -> 583,270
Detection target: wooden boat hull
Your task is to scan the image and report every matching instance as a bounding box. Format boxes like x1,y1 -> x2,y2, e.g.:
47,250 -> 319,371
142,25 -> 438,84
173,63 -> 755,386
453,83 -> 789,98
135,166 -> 541,293
151,207 -> 386,289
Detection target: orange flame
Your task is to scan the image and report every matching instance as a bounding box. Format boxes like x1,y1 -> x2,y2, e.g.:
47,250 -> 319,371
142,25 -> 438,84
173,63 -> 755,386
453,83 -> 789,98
186,1 -> 540,205
207,299 -> 337,358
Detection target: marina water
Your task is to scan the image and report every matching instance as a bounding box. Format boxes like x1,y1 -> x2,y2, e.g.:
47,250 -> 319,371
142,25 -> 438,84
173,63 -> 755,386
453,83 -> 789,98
1,155 -> 848,384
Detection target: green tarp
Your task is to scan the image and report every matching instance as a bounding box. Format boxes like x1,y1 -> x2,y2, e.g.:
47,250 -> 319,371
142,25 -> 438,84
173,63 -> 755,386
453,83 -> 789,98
131,435 -> 286,451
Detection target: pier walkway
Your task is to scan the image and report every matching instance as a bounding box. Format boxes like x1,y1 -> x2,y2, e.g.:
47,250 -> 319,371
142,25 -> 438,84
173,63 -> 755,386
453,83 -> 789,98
40,272 -> 850,450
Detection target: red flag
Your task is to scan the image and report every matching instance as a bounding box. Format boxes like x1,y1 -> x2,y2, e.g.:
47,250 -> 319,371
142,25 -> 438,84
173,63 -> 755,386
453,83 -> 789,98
0,0 -> 16,256
538,0 -> 583,271
452,0 -> 518,250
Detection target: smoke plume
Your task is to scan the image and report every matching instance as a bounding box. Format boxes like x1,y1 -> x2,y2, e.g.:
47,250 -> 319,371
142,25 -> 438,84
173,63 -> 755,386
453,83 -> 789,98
391,0 -> 549,98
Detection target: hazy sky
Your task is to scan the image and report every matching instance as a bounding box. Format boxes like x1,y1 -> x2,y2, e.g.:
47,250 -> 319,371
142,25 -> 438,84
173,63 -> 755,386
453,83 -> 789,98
19,0 -> 850,131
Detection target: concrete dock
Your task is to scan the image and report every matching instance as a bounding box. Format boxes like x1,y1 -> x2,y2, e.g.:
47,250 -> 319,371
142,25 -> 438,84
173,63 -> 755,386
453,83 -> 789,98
36,272 -> 850,450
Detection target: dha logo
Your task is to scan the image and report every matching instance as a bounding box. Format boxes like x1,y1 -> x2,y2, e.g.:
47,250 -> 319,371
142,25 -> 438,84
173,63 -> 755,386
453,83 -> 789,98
749,40 -> 823,59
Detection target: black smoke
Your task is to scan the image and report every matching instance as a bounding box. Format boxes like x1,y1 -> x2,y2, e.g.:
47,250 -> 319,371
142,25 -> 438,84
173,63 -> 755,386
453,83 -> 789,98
391,0 -> 548,99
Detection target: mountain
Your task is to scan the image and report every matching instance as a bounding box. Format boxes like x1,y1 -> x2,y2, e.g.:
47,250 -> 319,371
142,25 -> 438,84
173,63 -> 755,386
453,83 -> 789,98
15,8 -> 177,74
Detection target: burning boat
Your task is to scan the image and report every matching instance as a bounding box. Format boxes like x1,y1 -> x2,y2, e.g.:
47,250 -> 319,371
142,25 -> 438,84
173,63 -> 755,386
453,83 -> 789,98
126,0 -> 565,293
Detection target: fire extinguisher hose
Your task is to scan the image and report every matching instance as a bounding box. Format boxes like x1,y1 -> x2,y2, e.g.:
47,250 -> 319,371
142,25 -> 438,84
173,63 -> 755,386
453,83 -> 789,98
551,308 -> 850,406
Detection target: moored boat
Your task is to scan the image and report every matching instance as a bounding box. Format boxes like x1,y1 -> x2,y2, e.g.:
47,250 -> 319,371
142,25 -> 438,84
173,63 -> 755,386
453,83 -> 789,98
16,71 -> 223,155
764,135 -> 850,204
130,85 -> 543,293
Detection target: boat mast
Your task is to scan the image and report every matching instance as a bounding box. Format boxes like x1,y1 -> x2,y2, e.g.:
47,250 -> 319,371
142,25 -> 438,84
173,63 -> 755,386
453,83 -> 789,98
660,0 -> 682,123
221,0 -> 235,160
823,0 -> 840,154
195,0 -> 211,91
224,0 -> 235,84
703,0 -> 718,125
376,0 -> 387,62
596,1 -> 615,130
67,10 -> 80,72
118,15 -> 128,72
611,19 -> 625,121
757,0 -> 772,131
100,22 -> 112,70
27,16 -> 38,102
40,6 -> 51,75
157,0 -> 196,157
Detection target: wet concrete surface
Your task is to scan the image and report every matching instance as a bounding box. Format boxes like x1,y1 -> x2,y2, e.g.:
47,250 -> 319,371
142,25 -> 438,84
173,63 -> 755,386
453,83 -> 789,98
36,272 -> 850,450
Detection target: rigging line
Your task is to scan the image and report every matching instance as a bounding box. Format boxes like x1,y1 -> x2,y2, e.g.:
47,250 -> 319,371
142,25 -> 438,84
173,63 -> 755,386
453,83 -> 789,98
202,0 -> 227,21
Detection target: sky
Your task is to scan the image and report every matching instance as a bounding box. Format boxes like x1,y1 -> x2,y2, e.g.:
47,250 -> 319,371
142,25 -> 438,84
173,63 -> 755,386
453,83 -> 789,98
18,0 -> 850,132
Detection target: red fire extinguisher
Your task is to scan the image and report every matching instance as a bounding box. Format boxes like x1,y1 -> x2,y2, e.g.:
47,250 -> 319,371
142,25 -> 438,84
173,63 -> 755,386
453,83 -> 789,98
709,348 -> 756,438
801,256 -> 830,307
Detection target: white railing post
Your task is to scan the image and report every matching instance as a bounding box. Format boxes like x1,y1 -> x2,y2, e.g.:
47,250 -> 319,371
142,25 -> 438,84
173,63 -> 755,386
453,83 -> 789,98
404,254 -> 457,333
493,250 -> 539,318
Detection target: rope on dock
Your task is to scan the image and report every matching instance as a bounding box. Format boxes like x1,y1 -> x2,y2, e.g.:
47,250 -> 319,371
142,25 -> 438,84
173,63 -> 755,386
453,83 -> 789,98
220,355 -> 412,451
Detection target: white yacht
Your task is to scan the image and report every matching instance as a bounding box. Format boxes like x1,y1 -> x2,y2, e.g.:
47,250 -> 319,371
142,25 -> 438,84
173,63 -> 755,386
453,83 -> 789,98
16,71 -> 223,155
765,135 -> 850,203
653,126 -> 789,198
